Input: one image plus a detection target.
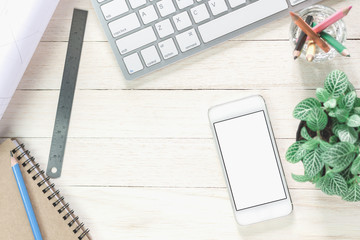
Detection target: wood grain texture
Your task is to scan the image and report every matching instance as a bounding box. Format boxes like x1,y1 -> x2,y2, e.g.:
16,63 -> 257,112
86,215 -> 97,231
1,138 -> 311,189
1,0 -> 360,238
62,187 -> 360,240
0,89 -> 313,138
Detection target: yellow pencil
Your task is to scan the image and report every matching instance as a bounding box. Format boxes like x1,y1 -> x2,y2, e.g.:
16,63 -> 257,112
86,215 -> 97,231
306,40 -> 316,62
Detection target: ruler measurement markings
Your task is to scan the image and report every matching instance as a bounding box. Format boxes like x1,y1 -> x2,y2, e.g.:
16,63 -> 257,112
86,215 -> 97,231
46,9 -> 88,178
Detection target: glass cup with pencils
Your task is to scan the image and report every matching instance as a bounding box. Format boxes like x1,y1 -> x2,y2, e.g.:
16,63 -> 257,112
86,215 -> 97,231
289,5 -> 349,62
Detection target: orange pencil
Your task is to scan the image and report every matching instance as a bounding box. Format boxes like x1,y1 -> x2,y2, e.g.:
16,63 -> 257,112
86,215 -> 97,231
290,12 -> 330,53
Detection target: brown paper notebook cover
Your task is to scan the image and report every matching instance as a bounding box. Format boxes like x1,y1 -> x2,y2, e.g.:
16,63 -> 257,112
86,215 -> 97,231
0,139 -> 91,240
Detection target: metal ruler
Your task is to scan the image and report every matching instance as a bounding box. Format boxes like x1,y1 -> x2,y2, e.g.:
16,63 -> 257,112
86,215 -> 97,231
46,9 -> 88,178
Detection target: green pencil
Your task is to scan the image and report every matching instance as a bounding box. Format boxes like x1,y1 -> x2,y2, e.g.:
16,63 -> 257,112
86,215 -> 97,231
320,31 -> 350,57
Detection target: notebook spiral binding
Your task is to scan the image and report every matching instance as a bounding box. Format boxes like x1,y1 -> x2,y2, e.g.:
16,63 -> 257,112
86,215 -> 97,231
11,143 -> 91,240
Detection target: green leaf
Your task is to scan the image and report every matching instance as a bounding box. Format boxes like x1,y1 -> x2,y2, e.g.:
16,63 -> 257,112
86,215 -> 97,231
306,108 -> 328,131
291,173 -> 311,182
328,111 -> 336,117
316,176 -> 326,189
320,174 -> 335,195
312,172 -> 323,183
337,95 -> 345,109
319,140 -> 332,151
339,167 -> 353,181
333,153 -> 356,173
351,155 -> 360,175
300,127 -> 312,140
324,70 -> 349,98
329,136 -> 338,144
301,139 -> 319,150
355,98 -> 360,107
347,114 -> 360,127
346,81 -> 356,94
335,108 -> 349,123
286,141 -> 302,163
295,146 -> 309,162
332,122 -> 340,137
327,173 -> 348,197
342,91 -> 356,111
319,173 -> 348,197
353,107 -> 360,115
324,99 -> 336,109
343,184 -> 360,201
337,125 -> 358,144
303,148 -> 324,177
321,142 -> 356,171
293,98 -> 321,120
316,88 -> 330,102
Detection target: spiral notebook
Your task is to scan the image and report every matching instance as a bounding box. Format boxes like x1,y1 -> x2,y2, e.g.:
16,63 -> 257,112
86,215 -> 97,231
0,139 -> 91,240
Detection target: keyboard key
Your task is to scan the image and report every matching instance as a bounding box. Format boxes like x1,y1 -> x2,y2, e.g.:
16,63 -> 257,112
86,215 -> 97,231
141,46 -> 161,67
228,0 -> 246,8
289,0 -> 306,6
198,0 -> 288,42
190,4 -> 210,23
108,13 -> 141,37
123,53 -> 143,74
116,27 -> 157,55
156,0 -> 176,17
155,19 -> 175,38
101,0 -> 129,20
175,29 -> 200,52
173,11 -> 192,31
128,0 -> 146,8
139,5 -> 158,24
98,0 -> 106,2
208,0 -> 228,16
175,0 -> 194,9
158,38 -> 178,59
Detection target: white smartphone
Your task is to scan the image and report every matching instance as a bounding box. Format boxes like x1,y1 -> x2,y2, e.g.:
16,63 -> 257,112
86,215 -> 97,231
208,95 -> 292,225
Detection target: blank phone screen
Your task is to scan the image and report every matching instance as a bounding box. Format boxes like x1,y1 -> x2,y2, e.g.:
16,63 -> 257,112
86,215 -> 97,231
213,110 -> 286,211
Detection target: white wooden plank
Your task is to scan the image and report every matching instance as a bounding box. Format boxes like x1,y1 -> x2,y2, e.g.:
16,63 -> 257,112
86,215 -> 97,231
43,0 -> 360,42
0,90 -> 316,139
20,41 -> 360,90
2,0 -> 360,238
60,187 -> 360,240
2,138 -> 311,189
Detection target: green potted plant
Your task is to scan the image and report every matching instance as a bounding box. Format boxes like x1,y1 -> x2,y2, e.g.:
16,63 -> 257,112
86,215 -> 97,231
286,69 -> 360,201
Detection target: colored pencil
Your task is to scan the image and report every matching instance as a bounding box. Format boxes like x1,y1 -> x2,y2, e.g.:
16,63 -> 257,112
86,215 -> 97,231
290,12 -> 330,53
11,152 -> 43,240
320,31 -> 350,57
312,6 -> 352,34
312,22 -> 350,57
306,40 -> 316,62
293,15 -> 313,60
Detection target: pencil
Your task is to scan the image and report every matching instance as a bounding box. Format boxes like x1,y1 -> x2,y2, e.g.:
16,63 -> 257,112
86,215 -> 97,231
11,152 -> 43,240
312,6 -> 352,34
290,12 -> 330,53
320,31 -> 350,57
312,21 -> 350,57
306,40 -> 316,62
293,15 -> 313,60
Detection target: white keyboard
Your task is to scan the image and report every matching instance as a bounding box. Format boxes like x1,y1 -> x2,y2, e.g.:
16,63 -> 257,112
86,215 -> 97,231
91,0 -> 318,80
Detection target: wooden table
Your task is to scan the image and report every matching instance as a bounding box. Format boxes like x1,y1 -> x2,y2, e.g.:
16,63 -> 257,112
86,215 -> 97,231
1,0 -> 360,238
